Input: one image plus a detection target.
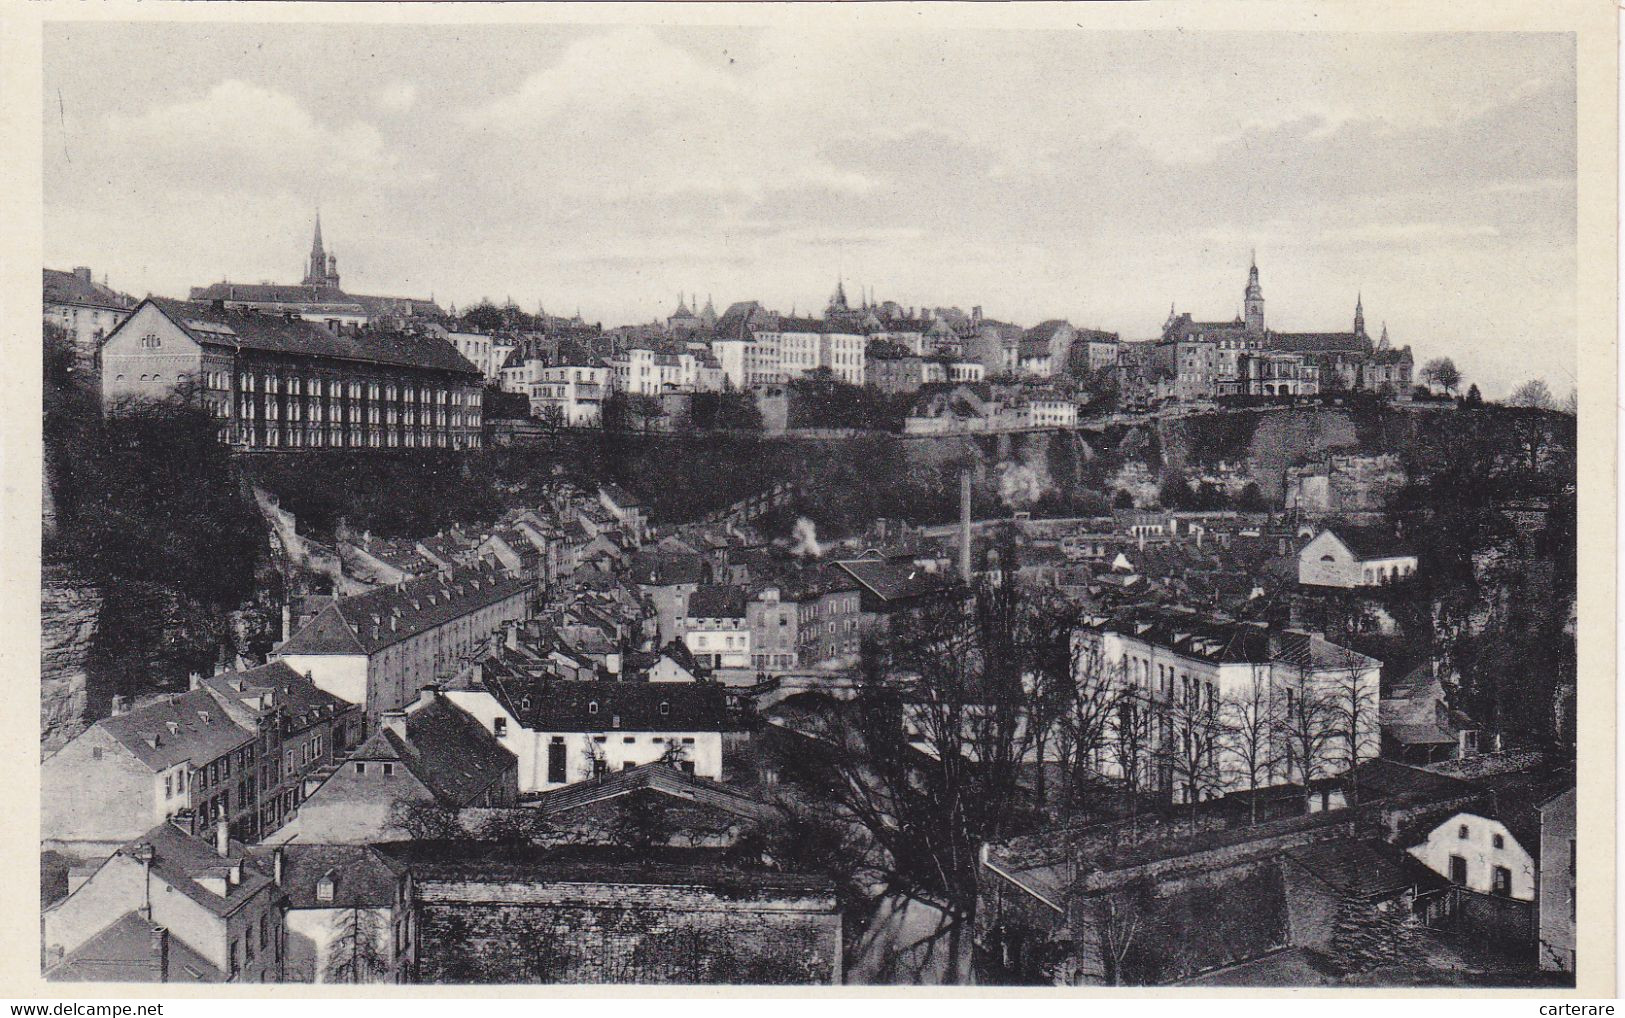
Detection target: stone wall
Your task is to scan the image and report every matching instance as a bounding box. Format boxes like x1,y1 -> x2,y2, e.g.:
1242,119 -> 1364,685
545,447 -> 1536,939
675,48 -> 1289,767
414,877 -> 840,984
41,563 -> 102,754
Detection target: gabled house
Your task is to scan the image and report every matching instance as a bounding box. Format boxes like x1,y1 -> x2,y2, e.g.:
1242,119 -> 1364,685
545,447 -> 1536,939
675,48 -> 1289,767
442,674 -> 737,793
44,822 -> 285,983
44,690 -> 256,855
1298,527 -> 1418,588
251,843 -> 415,983
271,690 -> 518,844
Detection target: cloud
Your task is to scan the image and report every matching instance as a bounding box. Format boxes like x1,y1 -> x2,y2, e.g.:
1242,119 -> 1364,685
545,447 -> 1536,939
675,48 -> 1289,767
94,79 -> 404,191
376,81 -> 417,113
461,27 -> 873,201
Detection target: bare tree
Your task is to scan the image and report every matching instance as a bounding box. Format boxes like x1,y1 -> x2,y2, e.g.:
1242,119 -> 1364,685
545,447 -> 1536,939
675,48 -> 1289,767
324,905 -> 388,984
1421,357 -> 1461,396
1158,675 -> 1224,830
1046,630 -> 1127,820
1074,879 -> 1162,986
1110,687 -> 1158,834
1506,378 -> 1555,410
1325,648 -> 1380,797
387,796 -> 463,840
1218,666 -> 1278,825
1273,662 -> 1339,806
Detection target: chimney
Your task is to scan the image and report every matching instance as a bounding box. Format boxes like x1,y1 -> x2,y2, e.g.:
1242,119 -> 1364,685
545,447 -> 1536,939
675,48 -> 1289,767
110,694 -> 133,716
959,468 -> 973,582
132,842 -> 155,917
382,709 -> 408,742
272,845 -> 285,886
73,266 -> 92,284
215,804 -> 230,858
188,671 -> 202,691
149,925 -> 169,982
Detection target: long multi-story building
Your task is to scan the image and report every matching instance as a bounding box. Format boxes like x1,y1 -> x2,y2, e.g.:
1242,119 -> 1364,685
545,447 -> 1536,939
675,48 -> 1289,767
530,363 -> 609,427
100,297 -> 484,450
274,558 -> 536,729
1075,605 -> 1381,804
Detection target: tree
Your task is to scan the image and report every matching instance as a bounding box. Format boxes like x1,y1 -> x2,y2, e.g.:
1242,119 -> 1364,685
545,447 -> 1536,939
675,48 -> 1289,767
1074,879 -> 1163,986
609,792 -> 670,850
1422,357 -> 1461,396
1506,378 -> 1555,410
1324,649 -> 1380,797
1463,383 -> 1483,407
1043,632 -> 1126,820
1218,669 -> 1278,825
387,796 -> 463,840
324,905 -> 388,983
1273,665 -> 1339,804
1561,388 -> 1578,416
1157,677 -> 1222,830
475,807 -> 553,845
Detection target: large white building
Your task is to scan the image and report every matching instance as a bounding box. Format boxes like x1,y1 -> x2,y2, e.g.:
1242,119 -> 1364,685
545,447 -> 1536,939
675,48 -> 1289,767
1076,606 -> 1381,803
530,364 -> 608,427
442,671 -> 734,792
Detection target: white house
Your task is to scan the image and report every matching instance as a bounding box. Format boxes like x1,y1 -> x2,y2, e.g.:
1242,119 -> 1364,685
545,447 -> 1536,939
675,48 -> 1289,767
1298,527 -> 1419,588
441,674 -> 733,793
260,844 -> 415,983
1408,810 -> 1537,901
680,585 -> 751,670
530,364 -> 608,427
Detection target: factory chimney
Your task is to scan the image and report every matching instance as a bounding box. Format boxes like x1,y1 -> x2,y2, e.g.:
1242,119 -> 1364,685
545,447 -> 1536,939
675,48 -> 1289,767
960,468 -> 973,582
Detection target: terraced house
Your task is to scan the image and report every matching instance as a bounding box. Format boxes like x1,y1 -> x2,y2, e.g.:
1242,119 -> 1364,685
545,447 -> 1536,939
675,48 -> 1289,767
100,297 -> 484,450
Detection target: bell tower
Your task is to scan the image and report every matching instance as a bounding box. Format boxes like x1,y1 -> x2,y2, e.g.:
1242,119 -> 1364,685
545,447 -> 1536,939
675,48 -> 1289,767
1243,251 -> 1265,335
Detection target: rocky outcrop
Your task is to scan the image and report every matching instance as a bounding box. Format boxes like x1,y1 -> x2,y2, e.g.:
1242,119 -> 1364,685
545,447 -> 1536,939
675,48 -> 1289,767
41,563 -> 101,755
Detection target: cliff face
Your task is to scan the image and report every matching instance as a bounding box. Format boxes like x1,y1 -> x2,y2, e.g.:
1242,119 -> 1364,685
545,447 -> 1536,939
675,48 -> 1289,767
40,563 -> 102,755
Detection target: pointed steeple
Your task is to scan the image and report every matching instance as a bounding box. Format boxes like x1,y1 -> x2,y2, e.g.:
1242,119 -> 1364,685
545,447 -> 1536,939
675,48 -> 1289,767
1354,292 -> 1366,337
1378,321 -> 1390,350
1243,253 -> 1265,334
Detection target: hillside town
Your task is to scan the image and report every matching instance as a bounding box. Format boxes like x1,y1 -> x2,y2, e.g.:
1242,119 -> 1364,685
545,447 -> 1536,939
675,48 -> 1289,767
38,213 -> 1578,988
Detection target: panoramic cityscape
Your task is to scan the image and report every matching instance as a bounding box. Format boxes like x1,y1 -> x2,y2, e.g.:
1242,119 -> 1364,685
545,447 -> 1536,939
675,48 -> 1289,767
38,21 -> 1578,989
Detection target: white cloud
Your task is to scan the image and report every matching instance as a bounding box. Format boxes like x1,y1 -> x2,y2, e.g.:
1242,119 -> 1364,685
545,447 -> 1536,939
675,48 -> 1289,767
376,81 -> 417,113
99,79 -> 402,187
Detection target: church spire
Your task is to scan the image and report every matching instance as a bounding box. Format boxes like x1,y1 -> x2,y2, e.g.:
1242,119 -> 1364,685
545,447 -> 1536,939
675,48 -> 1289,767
1354,292 -> 1366,337
1378,321 -> 1390,350
1243,254 -> 1265,335
303,211 -> 338,288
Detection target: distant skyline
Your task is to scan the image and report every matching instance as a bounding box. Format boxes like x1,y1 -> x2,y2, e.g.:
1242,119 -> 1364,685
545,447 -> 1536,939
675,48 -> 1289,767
45,23 -> 1574,398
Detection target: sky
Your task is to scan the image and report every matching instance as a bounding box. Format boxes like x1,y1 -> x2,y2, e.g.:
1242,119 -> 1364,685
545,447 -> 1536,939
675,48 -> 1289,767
44,23 -> 1575,398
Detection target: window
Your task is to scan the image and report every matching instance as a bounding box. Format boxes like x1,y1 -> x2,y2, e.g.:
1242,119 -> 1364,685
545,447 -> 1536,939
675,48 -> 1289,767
354,762 -> 367,775
1491,865 -> 1512,897
1448,855 -> 1468,884
623,736 -> 635,744
1458,824 -> 1470,839
316,874 -> 335,903
588,701 -> 599,715
92,747 -> 103,761
659,701 -> 670,716
1492,833 -> 1505,849
230,940 -> 240,978
493,717 -> 508,737
382,763 -> 395,776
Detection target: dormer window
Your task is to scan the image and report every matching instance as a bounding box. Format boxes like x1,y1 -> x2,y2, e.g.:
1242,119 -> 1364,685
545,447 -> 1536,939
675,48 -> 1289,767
588,702 -> 599,715
659,702 -> 671,716
316,873 -> 336,903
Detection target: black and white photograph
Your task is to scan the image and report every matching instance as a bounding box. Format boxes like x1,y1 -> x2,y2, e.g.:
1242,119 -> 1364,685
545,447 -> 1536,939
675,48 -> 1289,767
19,1 -> 1612,995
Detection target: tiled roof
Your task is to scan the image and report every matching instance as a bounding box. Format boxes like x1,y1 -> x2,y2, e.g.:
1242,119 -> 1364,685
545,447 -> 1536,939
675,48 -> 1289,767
770,316 -> 826,334
48,911 -> 222,983
352,694 -> 516,807
1268,331 -> 1371,354
115,822 -> 274,918
599,482 -> 643,508
686,584 -> 748,619
276,559 -> 533,657
252,844 -> 407,909
140,298 -> 480,376
44,269 -> 136,310
95,689 -> 254,773
1284,838 -> 1447,900
479,676 -> 733,734
1324,525 -> 1415,561
831,559 -> 957,604
628,551 -> 707,586
198,661 -> 354,733
713,301 -> 764,342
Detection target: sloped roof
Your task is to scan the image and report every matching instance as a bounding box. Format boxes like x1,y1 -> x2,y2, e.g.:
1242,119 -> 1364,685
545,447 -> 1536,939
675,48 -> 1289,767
628,550 -> 707,587
529,763 -> 774,821
109,822 -> 274,918
140,298 -> 479,376
198,661 -> 354,733
48,911 -> 222,983
95,689 -> 254,773
1284,838 -> 1448,900
351,694 -> 516,807
713,301 -> 764,342
831,559 -> 957,604
1269,331 -> 1371,354
480,676 -> 733,734
253,844 -> 408,909
276,559 -> 532,657
687,584 -> 747,619
44,268 -> 136,310
1324,525 -> 1415,561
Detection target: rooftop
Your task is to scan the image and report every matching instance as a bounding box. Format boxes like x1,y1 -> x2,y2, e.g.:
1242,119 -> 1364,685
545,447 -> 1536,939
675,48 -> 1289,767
94,689 -> 253,774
